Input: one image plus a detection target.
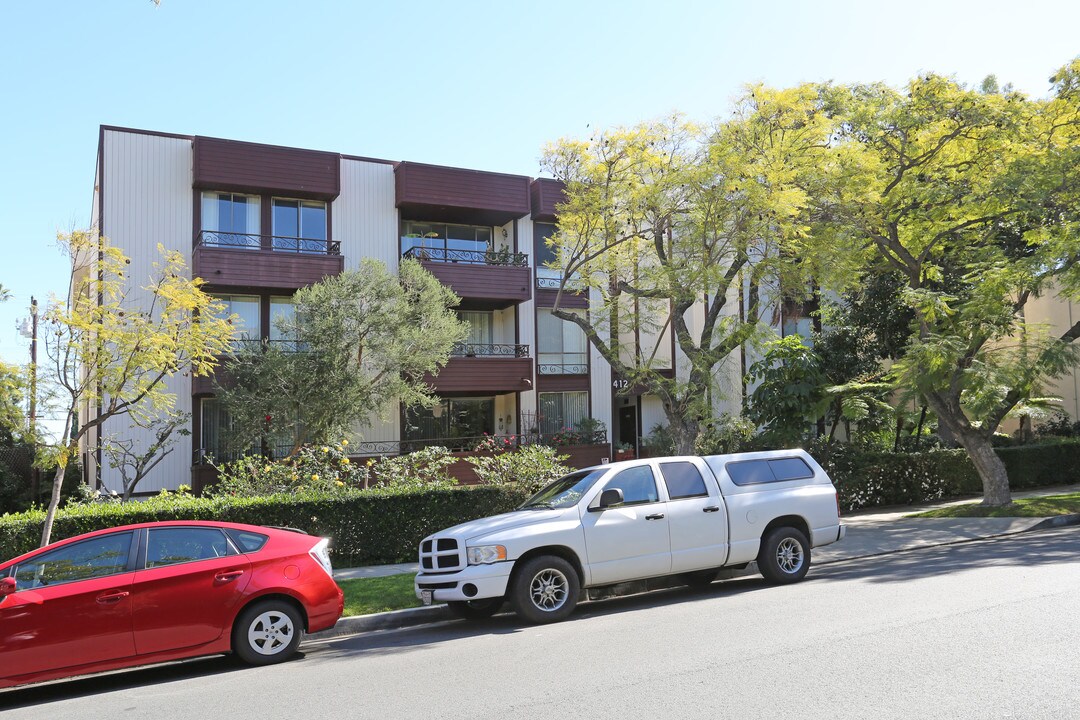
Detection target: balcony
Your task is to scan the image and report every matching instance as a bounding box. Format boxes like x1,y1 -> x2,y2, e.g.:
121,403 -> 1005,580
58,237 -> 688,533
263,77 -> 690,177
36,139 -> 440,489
193,231 -> 344,290
402,247 -> 531,310
425,343 -> 533,394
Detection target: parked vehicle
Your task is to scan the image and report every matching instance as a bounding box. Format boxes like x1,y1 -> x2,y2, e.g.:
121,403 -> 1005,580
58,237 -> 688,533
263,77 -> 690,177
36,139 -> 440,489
0,521 -> 343,690
415,450 -> 845,623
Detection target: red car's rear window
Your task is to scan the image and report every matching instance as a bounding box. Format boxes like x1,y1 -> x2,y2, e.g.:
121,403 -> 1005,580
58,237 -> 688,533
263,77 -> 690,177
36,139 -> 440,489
224,529 -> 269,553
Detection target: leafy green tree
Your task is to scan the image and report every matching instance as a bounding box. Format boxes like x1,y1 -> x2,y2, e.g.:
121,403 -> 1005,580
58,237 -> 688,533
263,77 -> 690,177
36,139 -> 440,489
816,61 -> 1080,505
40,231 -> 234,545
217,258 -> 468,455
541,92 -> 836,453
746,336 -> 830,446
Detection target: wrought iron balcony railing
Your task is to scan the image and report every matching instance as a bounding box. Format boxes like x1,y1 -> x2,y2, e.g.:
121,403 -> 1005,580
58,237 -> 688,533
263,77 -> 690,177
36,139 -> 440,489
402,246 -> 528,267
196,230 -> 341,256
537,363 -> 589,375
536,276 -> 562,289
450,342 -> 530,358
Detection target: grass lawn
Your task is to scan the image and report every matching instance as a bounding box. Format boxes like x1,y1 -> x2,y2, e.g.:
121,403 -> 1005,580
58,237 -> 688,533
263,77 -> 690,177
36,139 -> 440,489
911,492 -> 1080,518
337,573 -> 423,617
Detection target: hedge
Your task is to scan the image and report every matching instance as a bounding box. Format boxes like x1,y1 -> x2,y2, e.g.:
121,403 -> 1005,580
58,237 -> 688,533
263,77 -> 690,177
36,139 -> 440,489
820,439 -> 1080,512
0,485 -> 529,566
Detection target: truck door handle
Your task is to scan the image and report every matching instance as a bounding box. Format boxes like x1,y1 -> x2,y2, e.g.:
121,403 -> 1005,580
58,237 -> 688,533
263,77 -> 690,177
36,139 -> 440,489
96,591 -> 130,604
645,513 -> 665,520
214,570 -> 245,584
703,506 -> 720,513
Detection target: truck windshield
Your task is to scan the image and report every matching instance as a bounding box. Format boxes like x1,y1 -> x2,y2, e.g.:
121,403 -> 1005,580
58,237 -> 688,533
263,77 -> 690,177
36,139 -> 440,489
519,469 -> 606,510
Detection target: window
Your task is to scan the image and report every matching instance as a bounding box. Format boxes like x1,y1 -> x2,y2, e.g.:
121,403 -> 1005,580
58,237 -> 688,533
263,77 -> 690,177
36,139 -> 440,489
537,309 -> 587,374
726,457 -> 814,486
212,294 -> 260,346
660,462 -> 709,499
200,398 -> 251,463
405,397 -> 495,448
607,466 -> 659,505
201,192 -> 260,248
538,391 -> 588,436
401,221 -> 492,261
270,296 -> 298,349
535,223 -> 560,287
455,311 -> 494,354
145,527 -> 231,569
225,529 -> 269,553
272,199 -> 327,253
14,532 -> 133,590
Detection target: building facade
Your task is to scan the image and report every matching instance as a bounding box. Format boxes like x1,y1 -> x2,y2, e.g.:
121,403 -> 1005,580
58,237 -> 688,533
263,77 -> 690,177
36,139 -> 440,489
87,126 -> 747,494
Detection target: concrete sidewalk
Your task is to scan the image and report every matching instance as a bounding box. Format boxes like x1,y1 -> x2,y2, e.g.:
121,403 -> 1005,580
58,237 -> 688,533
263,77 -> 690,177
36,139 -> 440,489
311,485 -> 1080,640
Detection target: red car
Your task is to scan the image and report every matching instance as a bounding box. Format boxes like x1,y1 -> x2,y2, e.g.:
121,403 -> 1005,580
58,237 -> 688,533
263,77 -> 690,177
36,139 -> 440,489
0,520 -> 344,690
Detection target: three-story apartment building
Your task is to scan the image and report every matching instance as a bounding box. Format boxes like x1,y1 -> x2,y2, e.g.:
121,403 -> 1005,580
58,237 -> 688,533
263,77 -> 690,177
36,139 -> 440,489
88,126 -> 745,494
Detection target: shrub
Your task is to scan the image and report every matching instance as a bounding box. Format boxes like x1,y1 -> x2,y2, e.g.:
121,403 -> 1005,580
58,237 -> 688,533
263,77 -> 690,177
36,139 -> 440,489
212,444 -> 458,497
0,484 -> 529,566
693,413 -> 756,455
470,444 -> 572,494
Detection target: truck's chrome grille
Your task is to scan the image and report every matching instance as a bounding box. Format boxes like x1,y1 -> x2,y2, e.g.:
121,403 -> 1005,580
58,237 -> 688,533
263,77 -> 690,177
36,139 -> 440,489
419,536 -> 464,572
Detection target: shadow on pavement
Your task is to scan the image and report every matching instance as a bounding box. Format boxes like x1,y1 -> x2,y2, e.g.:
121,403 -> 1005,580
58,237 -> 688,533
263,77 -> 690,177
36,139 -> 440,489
0,655 -> 256,709
811,526 -> 1080,584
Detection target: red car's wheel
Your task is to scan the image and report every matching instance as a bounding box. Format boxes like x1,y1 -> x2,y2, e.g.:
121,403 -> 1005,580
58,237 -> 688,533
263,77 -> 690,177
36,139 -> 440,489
232,600 -> 303,665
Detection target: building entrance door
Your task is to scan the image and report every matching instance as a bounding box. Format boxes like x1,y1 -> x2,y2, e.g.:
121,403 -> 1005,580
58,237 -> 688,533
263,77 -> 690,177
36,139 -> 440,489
617,403 -> 638,455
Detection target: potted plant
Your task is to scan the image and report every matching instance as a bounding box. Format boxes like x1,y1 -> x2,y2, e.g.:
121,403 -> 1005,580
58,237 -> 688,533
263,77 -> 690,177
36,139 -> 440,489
614,442 -> 635,461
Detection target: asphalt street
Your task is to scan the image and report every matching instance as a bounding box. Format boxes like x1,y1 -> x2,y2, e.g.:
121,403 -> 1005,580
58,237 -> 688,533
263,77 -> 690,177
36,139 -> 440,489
3,526 -> 1078,720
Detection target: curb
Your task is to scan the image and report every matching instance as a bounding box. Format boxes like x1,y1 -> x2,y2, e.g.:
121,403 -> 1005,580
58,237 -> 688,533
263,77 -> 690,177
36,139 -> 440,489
1031,513 -> 1080,530
307,605 -> 454,641
304,515 -> 1080,644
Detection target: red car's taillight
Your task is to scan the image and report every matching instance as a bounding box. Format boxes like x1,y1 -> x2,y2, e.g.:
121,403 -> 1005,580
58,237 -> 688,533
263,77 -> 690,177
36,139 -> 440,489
309,538 -> 334,578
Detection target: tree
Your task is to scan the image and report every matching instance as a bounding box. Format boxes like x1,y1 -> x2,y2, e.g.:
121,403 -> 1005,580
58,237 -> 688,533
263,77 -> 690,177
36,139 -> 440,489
817,61 -> 1080,505
100,411 -> 190,500
39,231 -> 234,545
746,335 -> 830,446
217,258 -> 468,455
541,94 -> 836,453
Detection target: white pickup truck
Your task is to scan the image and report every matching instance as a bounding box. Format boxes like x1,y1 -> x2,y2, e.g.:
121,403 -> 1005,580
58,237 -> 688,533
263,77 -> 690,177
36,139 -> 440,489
415,450 -> 846,623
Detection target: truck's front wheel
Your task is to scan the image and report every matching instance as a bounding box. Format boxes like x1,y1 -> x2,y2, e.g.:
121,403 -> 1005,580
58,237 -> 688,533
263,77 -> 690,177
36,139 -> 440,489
510,556 -> 579,624
758,527 -> 811,584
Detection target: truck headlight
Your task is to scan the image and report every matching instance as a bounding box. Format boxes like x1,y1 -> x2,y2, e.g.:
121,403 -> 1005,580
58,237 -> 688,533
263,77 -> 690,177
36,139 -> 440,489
467,545 -> 506,565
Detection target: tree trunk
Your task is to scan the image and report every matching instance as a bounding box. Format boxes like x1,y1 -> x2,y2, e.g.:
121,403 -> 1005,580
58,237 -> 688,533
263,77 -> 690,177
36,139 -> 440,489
957,431 -> 1012,506
40,463 -> 67,547
669,415 -> 699,455
924,395 -> 1011,506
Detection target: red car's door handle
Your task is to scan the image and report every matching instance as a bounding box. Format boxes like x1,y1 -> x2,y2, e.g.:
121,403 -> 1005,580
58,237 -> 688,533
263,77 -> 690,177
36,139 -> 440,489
214,570 -> 245,584
96,591 -> 130,604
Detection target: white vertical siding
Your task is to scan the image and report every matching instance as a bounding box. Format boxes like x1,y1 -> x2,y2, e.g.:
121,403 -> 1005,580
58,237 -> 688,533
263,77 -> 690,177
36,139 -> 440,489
99,130 -> 194,493
517,219 -> 538,424
589,287 -> 613,443
336,159 -> 399,272
640,395 -> 667,440
336,159 -> 402,446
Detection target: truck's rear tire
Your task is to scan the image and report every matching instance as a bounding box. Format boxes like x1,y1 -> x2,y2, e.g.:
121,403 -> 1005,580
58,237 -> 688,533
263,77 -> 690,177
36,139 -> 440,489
447,598 -> 504,620
758,527 -> 811,584
510,555 -> 579,624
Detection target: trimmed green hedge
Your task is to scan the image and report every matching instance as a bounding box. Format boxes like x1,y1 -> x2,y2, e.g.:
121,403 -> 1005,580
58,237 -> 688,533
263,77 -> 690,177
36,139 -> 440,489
0,485 -> 530,566
821,440 -> 1080,512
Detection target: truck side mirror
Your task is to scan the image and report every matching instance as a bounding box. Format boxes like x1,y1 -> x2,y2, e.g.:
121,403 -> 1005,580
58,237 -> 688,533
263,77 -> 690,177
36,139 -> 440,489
0,577 -> 15,598
594,487 -> 624,510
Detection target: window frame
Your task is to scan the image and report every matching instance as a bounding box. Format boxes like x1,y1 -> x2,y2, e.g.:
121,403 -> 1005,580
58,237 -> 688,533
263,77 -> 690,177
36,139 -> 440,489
143,527 -> 236,570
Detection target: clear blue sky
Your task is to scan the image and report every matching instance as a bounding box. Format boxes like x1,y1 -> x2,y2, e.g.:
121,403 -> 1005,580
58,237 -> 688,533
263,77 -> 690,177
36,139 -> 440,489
1,0 -> 1078,386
